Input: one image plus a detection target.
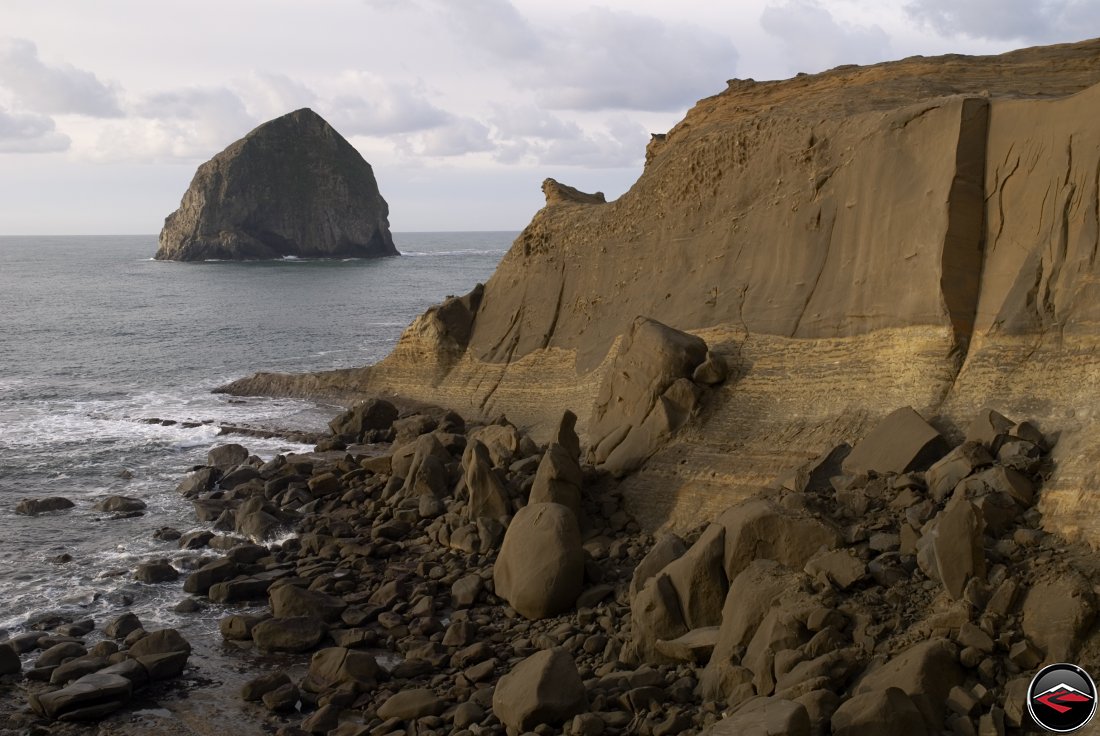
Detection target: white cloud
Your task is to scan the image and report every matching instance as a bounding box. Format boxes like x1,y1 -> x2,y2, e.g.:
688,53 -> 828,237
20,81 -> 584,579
233,71 -> 317,122
322,72 -> 450,136
407,117 -> 495,157
761,0 -> 891,75
0,38 -> 122,117
0,106 -> 69,153
904,0 -> 1100,43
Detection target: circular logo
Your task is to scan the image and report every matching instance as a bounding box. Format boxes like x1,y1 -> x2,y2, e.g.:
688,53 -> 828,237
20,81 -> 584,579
1027,663 -> 1098,733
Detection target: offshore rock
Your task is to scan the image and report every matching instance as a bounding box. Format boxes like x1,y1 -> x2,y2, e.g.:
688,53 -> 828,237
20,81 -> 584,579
156,108 -> 397,261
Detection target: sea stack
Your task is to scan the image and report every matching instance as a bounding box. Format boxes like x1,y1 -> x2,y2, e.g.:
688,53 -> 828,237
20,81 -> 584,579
155,108 -> 398,261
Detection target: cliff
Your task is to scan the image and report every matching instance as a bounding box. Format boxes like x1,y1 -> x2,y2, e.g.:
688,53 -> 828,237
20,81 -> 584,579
222,39 -> 1100,546
155,108 -> 397,261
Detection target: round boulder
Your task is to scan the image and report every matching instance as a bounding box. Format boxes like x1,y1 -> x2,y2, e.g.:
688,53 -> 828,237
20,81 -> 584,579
493,502 -> 584,619
492,647 -> 586,731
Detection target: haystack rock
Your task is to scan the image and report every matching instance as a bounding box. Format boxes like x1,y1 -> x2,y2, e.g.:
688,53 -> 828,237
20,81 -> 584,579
221,39 -> 1100,546
155,108 -> 397,261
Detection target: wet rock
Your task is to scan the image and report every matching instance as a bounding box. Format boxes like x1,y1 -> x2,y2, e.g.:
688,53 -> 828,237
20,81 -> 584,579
104,613 -> 142,640
0,643 -> 20,675
301,703 -> 341,733
37,642 -> 87,668
270,583 -> 347,622
128,628 -> 191,658
378,688 -> 446,720
493,647 -> 587,731
220,614 -> 265,640
262,682 -> 300,713
93,496 -> 147,513
251,617 -> 326,652
1021,572 -> 1097,661
301,647 -> 381,693
50,656 -> 107,686
241,670 -> 292,702
29,672 -> 132,721
207,443 -> 249,469
176,468 -> 219,497
842,407 -> 949,475
831,687 -> 928,736
134,560 -> 179,583
15,497 -> 75,515
494,502 -> 584,619
183,558 -> 239,595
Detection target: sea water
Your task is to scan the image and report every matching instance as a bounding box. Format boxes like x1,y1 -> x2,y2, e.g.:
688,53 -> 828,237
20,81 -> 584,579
0,232 -> 510,633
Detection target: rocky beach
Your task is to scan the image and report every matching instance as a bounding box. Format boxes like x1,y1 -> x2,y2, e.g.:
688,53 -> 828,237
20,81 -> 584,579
6,34 -> 1100,736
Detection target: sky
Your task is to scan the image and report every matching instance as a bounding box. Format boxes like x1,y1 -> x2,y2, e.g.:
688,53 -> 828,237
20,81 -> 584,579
0,0 -> 1094,235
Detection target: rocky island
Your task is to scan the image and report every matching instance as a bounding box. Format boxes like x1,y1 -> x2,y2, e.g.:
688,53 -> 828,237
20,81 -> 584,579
155,108 -> 398,261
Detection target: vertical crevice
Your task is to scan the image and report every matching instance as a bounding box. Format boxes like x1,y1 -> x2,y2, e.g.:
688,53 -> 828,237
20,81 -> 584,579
940,97 -> 990,357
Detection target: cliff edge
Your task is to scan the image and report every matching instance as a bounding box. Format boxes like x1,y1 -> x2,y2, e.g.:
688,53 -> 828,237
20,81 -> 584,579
155,108 -> 397,261
221,39 -> 1100,547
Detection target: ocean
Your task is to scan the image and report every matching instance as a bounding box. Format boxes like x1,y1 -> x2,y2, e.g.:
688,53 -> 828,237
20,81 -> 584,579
0,232 -> 511,636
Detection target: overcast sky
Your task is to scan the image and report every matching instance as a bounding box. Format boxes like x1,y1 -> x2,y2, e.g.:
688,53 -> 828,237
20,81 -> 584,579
0,0 -> 1093,234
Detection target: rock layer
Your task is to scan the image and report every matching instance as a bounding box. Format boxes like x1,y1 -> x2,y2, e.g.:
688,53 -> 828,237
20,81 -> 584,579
156,108 -> 397,261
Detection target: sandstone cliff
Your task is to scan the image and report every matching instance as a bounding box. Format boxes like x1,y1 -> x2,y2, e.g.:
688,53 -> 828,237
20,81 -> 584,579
222,39 -> 1100,546
156,108 -> 397,261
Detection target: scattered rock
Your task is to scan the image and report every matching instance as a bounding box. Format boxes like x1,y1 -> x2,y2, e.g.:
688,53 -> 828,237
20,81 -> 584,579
15,497 -> 75,515
492,647 -> 587,731
842,407 -> 949,475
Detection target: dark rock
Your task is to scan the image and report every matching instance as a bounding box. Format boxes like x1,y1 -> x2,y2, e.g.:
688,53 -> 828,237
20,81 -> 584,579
183,558 -> 238,595
15,497 -> 75,515
494,502 -> 584,619
925,441 -> 994,502
270,584 -> 347,622
104,613 -> 142,640
206,444 -> 249,469
630,532 -> 688,598
301,703 -> 341,733
717,498 -> 840,581
251,617 -> 326,652
1021,572 -> 1096,661
300,647 -> 380,693
136,650 -> 189,680
463,440 -> 511,522
852,638 -> 963,723
329,399 -> 399,440
0,643 -> 20,675
706,697 -> 810,735
842,407 -> 949,475
493,647 -> 587,731
262,682 -> 300,713
127,628 -> 191,658
50,656 -> 107,686
36,642 -> 87,668
157,108 -> 397,261
241,670 -> 292,701
134,560 -> 179,584
377,688 -> 446,720
29,672 -> 132,721
661,522 -> 727,629
220,614 -> 265,640
176,467 -> 219,497
93,496 -> 147,513
831,687 -> 928,736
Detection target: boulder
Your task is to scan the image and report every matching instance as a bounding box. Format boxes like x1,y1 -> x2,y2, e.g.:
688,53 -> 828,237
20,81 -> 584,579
29,672 -> 132,721
853,638 -> 963,723
654,626 -> 720,664
206,444 -> 249,469
269,584 -> 346,623
127,628 -> 191,658
587,317 -> 708,474
183,558 -> 239,595
842,407 -> 949,475
717,499 -> 840,582
492,647 -> 587,731
831,687 -> 929,736
104,613 -> 142,640
964,408 -> 1015,447
93,496 -> 147,513
134,560 -> 179,583
0,643 -> 20,676
15,497 -> 74,515
300,647 -> 381,693
628,572 -> 688,663
630,532 -> 688,599
705,697 -> 810,735
468,423 -> 521,468
529,442 -> 583,519
1021,572 -> 1097,661
661,522 -> 728,629
804,548 -> 866,590
251,617 -> 326,653
493,502 -> 584,619
328,398 -> 399,440
463,440 -> 511,522
924,441 -> 993,502
241,671 -> 291,702
778,443 -> 851,494
176,467 -> 219,497
156,108 -> 398,261
377,688 -> 446,720
931,497 -> 986,600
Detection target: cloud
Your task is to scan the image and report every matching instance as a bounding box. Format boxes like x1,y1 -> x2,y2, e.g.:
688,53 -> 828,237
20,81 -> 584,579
533,7 -> 740,112
408,117 -> 494,156
233,71 -> 317,121
487,107 -> 647,168
489,104 -> 581,140
761,0 -> 890,75
904,0 -> 1100,43
425,0 -> 544,61
0,38 -> 122,117
323,72 -> 450,136
0,106 -> 69,153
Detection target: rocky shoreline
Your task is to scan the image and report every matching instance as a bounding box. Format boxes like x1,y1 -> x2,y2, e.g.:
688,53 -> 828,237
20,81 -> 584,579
2,387 -> 1096,735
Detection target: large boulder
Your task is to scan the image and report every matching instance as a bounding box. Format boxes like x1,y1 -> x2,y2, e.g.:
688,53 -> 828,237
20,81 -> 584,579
492,648 -> 586,731
529,443 -> 583,519
300,647 -> 381,693
852,638 -> 964,723
269,584 -> 346,623
251,617 -> 326,652
842,407 -> 949,475
717,499 -> 840,582
329,398 -> 399,441
661,522 -> 728,629
587,317 -> 708,474
29,673 -> 132,722
831,688 -> 929,736
206,443 -> 249,469
15,497 -> 74,515
462,440 -> 511,522
156,108 -> 397,261
1021,572 -> 1097,661
493,502 -> 584,619
630,532 -> 688,599
704,697 -> 810,735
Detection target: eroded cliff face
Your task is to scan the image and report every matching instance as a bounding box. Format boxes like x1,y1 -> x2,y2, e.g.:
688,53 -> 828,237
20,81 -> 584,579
156,108 -> 397,261
223,39 -> 1100,545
